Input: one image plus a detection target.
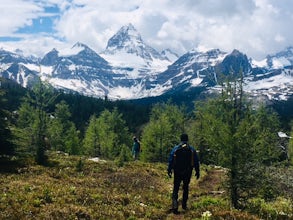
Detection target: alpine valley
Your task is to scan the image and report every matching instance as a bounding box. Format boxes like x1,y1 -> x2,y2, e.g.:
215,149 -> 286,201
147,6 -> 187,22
1,23 -> 293,102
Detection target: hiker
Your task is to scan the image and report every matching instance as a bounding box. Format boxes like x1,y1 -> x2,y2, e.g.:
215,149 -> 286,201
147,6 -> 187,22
132,136 -> 141,160
167,133 -> 200,214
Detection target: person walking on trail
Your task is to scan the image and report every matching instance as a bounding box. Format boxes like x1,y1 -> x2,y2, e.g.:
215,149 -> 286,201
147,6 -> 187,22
132,136 -> 141,160
167,133 -> 200,214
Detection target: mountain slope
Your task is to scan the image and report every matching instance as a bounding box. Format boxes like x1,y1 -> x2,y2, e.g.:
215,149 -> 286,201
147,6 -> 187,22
38,42 -> 117,97
100,23 -> 172,79
0,25 -> 293,101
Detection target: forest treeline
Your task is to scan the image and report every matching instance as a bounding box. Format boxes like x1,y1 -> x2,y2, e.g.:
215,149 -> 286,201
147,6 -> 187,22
1,77 -> 293,210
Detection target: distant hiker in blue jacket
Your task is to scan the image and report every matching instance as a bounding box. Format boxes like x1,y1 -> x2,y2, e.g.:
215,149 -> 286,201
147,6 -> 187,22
167,133 -> 200,214
132,136 -> 141,160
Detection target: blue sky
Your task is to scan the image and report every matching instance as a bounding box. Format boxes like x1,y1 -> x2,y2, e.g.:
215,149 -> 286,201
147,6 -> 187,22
1,0 -> 293,60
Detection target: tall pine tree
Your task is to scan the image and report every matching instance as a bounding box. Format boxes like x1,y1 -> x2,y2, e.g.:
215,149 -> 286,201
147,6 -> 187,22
83,108 -> 131,159
47,100 -> 81,155
83,114 -> 100,156
194,77 -> 281,208
13,81 -> 56,164
141,102 -> 186,162
289,122 -> 293,165
0,87 -> 14,155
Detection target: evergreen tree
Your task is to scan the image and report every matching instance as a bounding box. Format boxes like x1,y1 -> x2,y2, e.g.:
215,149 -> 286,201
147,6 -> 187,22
141,102 -> 186,162
48,100 -> 81,155
289,122 -> 293,165
250,106 -> 281,164
12,102 -> 37,155
13,81 -> 56,164
101,108 -> 131,159
0,88 -> 14,155
194,77 -> 281,208
84,108 -> 131,159
115,144 -> 132,167
65,125 -> 81,155
83,115 -> 100,156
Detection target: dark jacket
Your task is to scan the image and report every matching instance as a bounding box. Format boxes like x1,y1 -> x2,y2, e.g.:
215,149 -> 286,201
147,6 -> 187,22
168,141 -> 200,177
132,141 -> 140,154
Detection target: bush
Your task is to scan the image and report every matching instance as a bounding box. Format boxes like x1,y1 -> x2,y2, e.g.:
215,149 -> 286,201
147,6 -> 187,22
192,196 -> 228,211
115,145 -> 132,167
247,197 -> 293,219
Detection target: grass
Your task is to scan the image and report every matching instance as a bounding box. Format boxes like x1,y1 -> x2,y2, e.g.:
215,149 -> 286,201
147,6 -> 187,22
0,152 -> 291,219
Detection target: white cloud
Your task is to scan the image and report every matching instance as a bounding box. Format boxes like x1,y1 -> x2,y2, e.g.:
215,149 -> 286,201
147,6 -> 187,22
0,0 -> 42,35
0,0 -> 293,60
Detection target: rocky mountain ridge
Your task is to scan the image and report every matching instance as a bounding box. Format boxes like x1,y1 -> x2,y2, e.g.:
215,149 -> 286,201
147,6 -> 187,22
0,24 -> 293,101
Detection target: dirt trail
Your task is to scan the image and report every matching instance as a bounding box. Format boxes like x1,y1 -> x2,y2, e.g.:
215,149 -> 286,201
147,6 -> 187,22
197,168 -> 227,196
166,167 -> 227,219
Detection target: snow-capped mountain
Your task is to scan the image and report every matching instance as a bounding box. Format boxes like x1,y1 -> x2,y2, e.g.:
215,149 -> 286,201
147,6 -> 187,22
0,24 -> 293,101
0,49 -> 40,87
38,42 -> 118,98
103,23 -> 166,61
100,23 -> 173,80
265,46 -> 293,69
155,48 -> 228,89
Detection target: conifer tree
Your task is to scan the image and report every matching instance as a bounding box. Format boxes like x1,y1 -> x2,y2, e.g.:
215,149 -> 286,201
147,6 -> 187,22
65,125 -> 81,155
250,106 -> 281,164
141,102 -> 186,162
83,114 -> 100,156
84,108 -> 131,159
102,108 -> 131,159
116,144 -> 132,167
13,81 -> 56,164
194,77 -> 281,208
0,88 -> 14,155
48,100 -> 81,155
289,123 -> 293,165
12,102 -> 37,155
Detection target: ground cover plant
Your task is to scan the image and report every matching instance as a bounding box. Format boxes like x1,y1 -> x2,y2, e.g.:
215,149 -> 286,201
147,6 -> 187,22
1,152 -> 291,220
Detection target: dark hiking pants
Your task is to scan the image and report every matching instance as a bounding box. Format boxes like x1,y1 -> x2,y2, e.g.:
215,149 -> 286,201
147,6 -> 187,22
172,170 -> 192,209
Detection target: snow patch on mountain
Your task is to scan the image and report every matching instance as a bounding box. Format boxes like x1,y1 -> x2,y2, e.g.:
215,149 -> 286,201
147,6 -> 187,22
271,57 -> 292,69
49,77 -> 107,97
100,51 -> 170,79
245,71 -> 293,100
191,77 -> 204,86
161,49 -> 179,62
251,59 -> 267,68
1,24 -> 293,101
108,84 -> 145,99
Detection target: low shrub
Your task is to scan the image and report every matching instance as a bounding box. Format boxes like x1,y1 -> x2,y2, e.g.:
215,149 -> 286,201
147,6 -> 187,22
247,197 -> 293,219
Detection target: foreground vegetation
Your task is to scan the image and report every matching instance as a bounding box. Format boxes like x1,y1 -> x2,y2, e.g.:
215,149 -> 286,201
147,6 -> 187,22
1,76 -> 293,219
1,152 -> 292,220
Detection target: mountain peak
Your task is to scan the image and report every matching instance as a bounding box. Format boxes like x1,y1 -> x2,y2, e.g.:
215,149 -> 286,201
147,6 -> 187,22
102,24 -> 169,63
72,42 -> 91,50
122,23 -> 137,32
216,49 -> 251,75
230,49 -> 243,56
105,23 -> 143,53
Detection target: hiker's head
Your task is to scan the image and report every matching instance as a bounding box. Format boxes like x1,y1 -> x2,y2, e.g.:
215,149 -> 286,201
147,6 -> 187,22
180,133 -> 188,142
133,136 -> 137,142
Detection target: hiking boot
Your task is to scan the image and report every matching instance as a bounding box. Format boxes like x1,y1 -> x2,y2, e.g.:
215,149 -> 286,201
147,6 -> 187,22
182,203 -> 187,210
171,199 -> 179,214
173,208 -> 179,214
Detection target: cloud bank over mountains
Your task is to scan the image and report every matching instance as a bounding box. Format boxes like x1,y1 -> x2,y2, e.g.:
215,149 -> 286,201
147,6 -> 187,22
0,0 -> 293,60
